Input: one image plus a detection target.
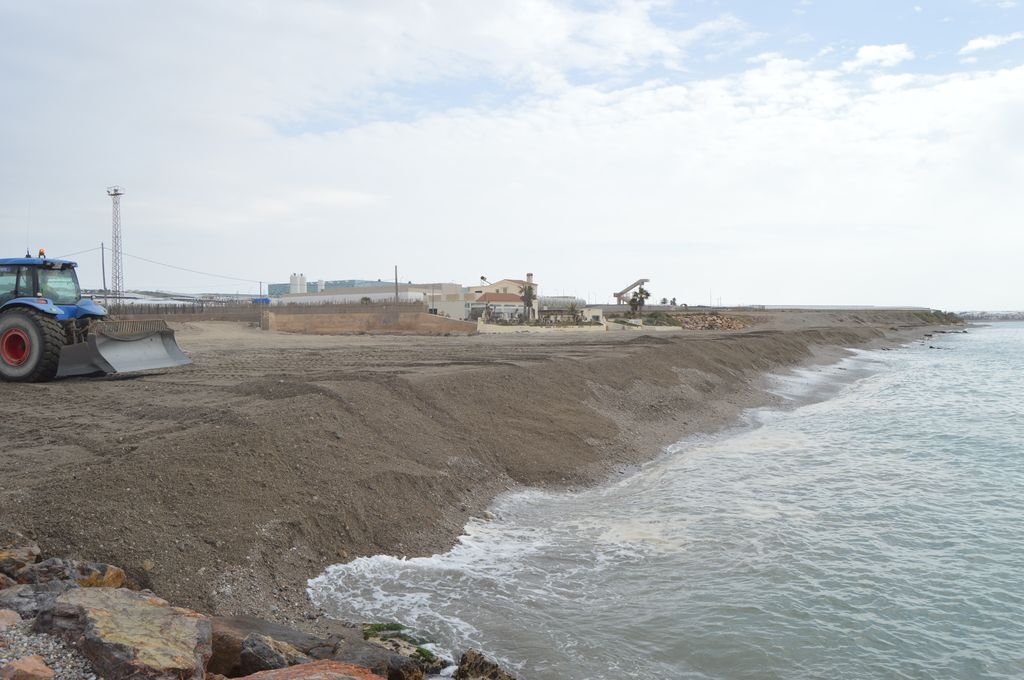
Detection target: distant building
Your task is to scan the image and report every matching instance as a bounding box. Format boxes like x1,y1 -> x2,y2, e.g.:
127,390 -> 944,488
268,278 -> 384,296
463,273 -> 539,320
274,281 -> 465,311
466,292 -> 527,320
537,295 -> 587,323
469,273 -> 536,297
287,273 -> 307,295
271,272 -> 541,321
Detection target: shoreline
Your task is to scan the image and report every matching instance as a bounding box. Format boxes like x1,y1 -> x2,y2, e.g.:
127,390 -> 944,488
306,327 -> 947,673
0,312 -> 958,645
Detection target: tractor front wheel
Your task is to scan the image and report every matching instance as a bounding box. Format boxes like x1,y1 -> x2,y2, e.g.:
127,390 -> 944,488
0,309 -> 64,382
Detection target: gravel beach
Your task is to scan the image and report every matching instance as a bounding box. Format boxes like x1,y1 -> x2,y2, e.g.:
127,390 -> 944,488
0,310 -> 951,636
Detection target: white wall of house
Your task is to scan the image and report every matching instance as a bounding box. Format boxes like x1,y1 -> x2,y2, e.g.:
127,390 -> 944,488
434,299 -> 468,319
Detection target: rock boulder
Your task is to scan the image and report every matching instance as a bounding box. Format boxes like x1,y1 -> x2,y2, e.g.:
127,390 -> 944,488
209,615 -> 327,676
0,529 -> 39,578
14,558 -> 125,588
235,660 -> 385,679
208,616 -> 416,679
239,633 -> 312,675
0,582 -> 77,620
0,655 -> 55,680
453,649 -> 516,680
34,587 -> 212,680
0,608 -> 21,630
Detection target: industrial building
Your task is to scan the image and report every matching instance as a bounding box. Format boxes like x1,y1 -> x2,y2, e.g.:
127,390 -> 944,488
273,280 -> 466,315
272,272 -> 541,321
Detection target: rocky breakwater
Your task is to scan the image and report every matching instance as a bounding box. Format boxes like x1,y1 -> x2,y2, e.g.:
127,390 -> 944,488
1,528 -> 515,680
674,313 -> 753,331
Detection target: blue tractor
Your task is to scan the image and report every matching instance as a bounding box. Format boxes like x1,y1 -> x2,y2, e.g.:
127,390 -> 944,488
0,254 -> 190,382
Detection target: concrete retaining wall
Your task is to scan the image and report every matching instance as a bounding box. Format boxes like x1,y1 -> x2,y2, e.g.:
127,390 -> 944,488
263,310 -> 477,335
477,322 -> 608,334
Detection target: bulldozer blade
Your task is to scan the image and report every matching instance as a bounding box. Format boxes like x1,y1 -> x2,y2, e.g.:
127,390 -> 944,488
57,320 -> 191,378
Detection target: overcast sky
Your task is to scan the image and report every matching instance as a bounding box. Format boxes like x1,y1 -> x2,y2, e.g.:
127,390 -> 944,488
1,1 -> 1021,309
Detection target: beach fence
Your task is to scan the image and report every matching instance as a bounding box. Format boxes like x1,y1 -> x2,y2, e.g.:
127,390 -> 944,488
111,302 -> 262,322
113,299 -> 429,322
114,299 -> 475,334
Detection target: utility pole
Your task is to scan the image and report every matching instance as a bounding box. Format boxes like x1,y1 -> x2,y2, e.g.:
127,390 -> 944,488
258,281 -> 264,329
394,265 -> 399,304
107,186 -> 125,306
100,242 -> 108,302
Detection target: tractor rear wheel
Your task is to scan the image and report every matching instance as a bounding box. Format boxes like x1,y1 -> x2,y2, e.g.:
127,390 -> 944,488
0,308 -> 64,382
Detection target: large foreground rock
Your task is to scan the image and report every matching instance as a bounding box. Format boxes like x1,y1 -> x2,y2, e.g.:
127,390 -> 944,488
34,587 -> 212,679
236,660 -> 385,679
0,529 -> 39,578
14,558 -> 125,588
453,649 -> 516,680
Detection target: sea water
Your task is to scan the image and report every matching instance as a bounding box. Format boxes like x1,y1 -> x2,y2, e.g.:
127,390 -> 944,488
308,323 -> 1024,679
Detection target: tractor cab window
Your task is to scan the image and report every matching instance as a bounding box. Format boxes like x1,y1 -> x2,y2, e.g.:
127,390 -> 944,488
37,267 -> 81,305
16,267 -> 35,297
0,266 -> 15,305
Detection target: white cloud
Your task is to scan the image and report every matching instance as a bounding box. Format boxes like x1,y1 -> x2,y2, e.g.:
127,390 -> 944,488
747,52 -> 784,63
0,3 -> 1022,308
870,73 -> 918,90
841,44 -> 916,72
959,32 -> 1024,54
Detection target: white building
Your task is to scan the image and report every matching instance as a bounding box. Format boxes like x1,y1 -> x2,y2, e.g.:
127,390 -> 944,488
288,273 -> 308,295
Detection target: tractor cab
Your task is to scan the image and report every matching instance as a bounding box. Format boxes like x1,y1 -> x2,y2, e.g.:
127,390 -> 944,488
0,258 -> 107,320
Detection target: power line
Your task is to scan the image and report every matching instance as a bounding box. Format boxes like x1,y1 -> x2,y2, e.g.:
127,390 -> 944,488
56,246 -> 264,287
54,246 -> 102,259
124,252 -> 263,284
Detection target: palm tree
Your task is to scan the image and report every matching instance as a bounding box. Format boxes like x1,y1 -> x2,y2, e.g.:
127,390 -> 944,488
520,283 -> 535,323
566,302 -> 580,324
629,286 -> 651,318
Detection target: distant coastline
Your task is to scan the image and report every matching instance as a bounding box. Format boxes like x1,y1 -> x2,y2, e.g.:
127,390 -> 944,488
957,311 -> 1024,321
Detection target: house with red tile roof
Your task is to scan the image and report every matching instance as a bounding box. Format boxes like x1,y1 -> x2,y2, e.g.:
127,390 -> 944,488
466,274 -> 539,320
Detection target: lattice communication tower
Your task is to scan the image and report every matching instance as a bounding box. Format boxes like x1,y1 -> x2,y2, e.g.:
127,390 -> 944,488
107,186 -> 125,302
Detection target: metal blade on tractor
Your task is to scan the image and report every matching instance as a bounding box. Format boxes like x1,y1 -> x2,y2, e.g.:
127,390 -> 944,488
57,320 -> 191,378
